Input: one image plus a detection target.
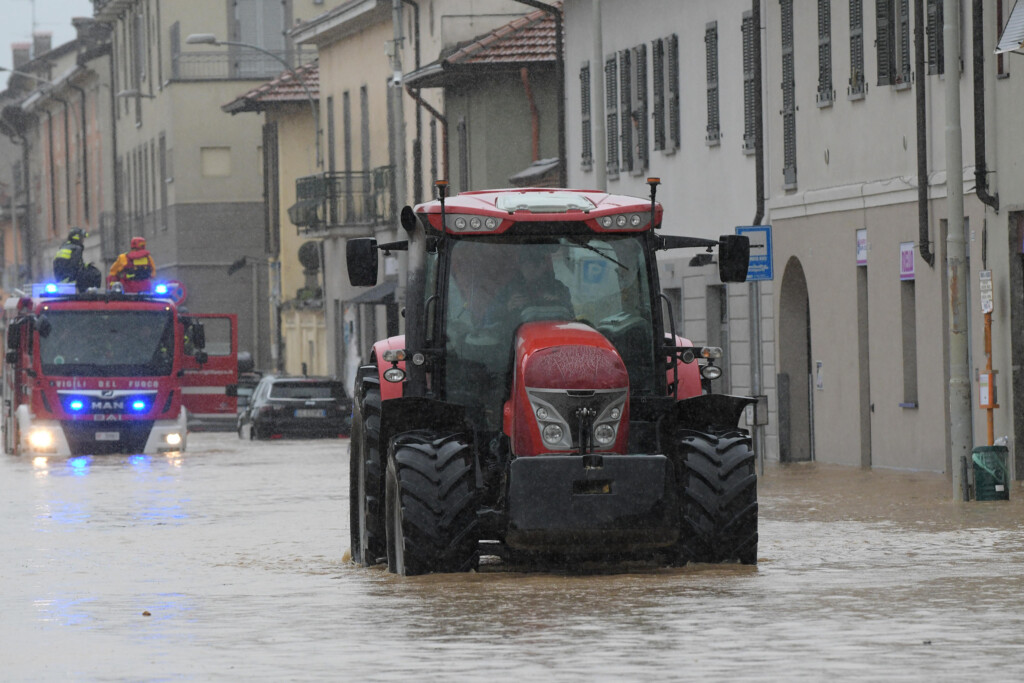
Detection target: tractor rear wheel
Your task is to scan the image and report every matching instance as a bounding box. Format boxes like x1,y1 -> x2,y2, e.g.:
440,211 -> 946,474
385,431 -> 479,576
349,376 -> 386,566
672,429 -> 758,565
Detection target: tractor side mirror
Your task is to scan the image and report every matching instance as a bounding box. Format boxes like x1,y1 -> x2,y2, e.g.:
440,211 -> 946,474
346,237 -> 379,287
400,205 -> 418,234
718,234 -> 750,283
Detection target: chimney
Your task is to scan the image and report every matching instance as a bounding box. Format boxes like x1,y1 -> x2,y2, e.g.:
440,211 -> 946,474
32,31 -> 52,58
12,42 -> 31,70
72,17 -> 109,48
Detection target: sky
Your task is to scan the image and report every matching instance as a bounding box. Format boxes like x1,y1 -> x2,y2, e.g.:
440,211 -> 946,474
0,0 -> 94,73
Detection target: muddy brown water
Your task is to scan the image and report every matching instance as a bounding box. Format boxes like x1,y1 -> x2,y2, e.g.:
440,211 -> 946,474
3,433 -> 1024,680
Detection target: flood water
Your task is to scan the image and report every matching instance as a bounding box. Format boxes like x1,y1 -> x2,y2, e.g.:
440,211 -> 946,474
4,433 -> 1024,681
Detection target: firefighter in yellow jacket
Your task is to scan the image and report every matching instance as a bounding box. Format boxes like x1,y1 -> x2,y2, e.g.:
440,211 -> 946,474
108,236 -> 156,293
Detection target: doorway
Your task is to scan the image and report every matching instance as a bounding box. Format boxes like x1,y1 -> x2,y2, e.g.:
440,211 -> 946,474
778,256 -> 812,461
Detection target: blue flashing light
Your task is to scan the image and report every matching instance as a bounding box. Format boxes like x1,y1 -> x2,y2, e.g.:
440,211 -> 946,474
68,399 -> 85,412
69,456 -> 90,473
131,400 -> 148,412
153,283 -> 169,295
44,283 -> 58,294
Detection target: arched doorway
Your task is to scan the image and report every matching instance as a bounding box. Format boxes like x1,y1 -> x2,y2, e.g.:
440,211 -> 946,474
778,257 -> 813,461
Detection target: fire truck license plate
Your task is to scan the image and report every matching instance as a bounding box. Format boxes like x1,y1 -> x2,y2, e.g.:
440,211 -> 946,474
295,409 -> 326,418
95,431 -> 120,441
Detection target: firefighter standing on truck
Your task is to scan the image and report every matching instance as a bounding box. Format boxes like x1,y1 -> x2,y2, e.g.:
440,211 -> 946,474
108,236 -> 156,293
53,228 -> 86,283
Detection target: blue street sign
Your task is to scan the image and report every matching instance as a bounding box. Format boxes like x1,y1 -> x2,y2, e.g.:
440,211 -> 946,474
736,225 -> 773,281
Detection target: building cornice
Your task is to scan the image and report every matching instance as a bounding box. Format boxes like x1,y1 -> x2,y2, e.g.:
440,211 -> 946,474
290,0 -> 388,47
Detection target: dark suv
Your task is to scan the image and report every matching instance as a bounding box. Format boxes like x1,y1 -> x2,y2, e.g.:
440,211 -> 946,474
238,375 -> 353,440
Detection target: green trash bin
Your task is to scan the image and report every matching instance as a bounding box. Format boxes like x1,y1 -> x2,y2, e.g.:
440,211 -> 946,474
972,445 -> 1010,501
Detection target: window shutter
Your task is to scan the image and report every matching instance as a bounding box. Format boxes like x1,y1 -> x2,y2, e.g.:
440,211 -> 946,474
926,0 -> 944,75
652,38 -> 666,152
705,22 -> 720,145
897,0 -> 911,83
619,49 -> 633,173
876,0 -> 894,86
849,0 -> 865,96
580,63 -> 593,170
742,11 -> 756,152
605,55 -> 619,178
817,0 -> 834,105
668,34 -> 681,151
781,0 -> 797,188
634,43 -> 648,172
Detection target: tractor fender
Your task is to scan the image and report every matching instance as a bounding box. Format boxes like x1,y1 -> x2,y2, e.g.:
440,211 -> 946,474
378,397 -> 470,468
371,335 -> 407,401
670,393 -> 756,432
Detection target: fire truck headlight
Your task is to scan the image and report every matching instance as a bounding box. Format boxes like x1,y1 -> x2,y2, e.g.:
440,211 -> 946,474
28,428 -> 55,451
165,433 -> 182,447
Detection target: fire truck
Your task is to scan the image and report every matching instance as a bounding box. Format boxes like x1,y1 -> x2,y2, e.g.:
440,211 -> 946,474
2,283 -> 238,456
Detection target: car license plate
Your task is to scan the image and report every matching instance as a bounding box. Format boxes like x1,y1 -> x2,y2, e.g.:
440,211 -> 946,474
295,409 -> 326,418
95,431 -> 120,441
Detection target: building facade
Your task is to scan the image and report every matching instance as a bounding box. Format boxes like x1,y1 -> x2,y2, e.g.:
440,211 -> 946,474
563,0 -> 778,461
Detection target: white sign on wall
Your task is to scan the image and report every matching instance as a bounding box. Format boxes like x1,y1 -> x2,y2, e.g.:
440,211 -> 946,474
899,242 -> 915,281
856,229 -> 867,266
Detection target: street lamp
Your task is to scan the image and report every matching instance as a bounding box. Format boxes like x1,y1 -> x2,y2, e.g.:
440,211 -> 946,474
185,33 -> 321,168
0,65 -> 52,86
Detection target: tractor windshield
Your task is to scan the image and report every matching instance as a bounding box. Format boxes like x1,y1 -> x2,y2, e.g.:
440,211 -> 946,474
443,234 -> 656,426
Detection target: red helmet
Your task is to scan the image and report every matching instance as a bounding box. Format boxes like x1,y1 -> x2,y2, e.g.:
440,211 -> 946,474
130,236 -> 146,249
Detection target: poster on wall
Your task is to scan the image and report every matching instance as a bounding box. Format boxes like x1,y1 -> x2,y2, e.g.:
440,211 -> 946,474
899,242 -> 915,281
856,229 -> 867,266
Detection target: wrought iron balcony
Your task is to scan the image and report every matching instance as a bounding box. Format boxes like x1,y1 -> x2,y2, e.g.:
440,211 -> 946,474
289,167 -> 394,234
171,48 -> 314,81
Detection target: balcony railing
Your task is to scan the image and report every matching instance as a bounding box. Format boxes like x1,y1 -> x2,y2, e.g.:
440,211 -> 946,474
171,48 -> 314,81
291,167 -> 394,234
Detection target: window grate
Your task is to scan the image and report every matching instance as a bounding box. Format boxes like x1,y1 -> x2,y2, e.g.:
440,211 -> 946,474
705,22 -> 720,145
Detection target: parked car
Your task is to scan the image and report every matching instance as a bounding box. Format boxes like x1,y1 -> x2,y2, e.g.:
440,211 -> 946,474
237,375 -> 353,440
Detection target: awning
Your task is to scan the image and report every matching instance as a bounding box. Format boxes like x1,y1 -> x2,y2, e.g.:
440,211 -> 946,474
348,279 -> 397,304
996,0 -> 1024,53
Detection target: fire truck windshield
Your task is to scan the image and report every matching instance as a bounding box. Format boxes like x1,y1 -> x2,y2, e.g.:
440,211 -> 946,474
38,310 -> 175,377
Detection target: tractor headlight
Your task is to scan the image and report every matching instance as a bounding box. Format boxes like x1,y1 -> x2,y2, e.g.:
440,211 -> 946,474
596,211 -> 650,231
446,213 -> 501,233
542,423 -> 564,444
593,423 -> 616,445
701,364 -> 723,380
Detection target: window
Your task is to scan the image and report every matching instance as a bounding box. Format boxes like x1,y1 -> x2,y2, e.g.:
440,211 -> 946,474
632,44 -> 648,173
705,22 -> 720,145
200,147 -> 231,177
849,0 -> 866,97
742,12 -> 757,153
877,0 -> 911,87
605,55 -> 619,179
817,0 -> 834,106
580,62 -> 593,170
159,134 -> 168,230
781,0 -> 797,188
618,48 -> 633,173
926,0 -> 944,74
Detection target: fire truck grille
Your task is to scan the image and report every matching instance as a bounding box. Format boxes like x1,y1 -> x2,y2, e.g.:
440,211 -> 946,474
61,421 -> 154,455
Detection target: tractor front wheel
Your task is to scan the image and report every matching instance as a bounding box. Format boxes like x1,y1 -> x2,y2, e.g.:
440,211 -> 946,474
385,431 -> 479,576
672,429 -> 758,565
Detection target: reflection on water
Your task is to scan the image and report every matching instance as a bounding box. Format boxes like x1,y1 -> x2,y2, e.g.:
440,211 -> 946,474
5,438 -> 1024,680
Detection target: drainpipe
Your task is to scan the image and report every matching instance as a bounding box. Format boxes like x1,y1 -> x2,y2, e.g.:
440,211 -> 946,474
591,0 -> 605,191
45,109 -> 57,240
402,0 -> 422,202
914,0 -> 934,266
752,0 -> 764,226
69,84 -> 89,222
973,0 -> 999,212
405,85 -> 448,182
513,0 -> 565,186
521,67 -> 540,162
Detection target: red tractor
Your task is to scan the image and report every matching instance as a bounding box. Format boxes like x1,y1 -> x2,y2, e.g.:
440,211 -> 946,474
346,181 -> 756,575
